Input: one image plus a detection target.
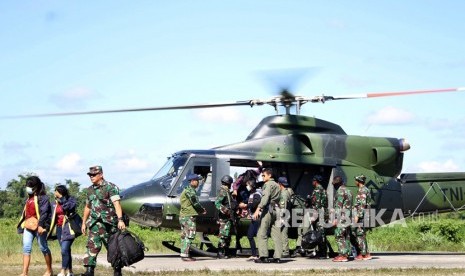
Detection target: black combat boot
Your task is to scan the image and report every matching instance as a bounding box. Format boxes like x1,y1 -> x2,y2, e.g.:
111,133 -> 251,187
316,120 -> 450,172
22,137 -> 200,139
80,266 -> 95,276
113,266 -> 123,276
217,248 -> 229,259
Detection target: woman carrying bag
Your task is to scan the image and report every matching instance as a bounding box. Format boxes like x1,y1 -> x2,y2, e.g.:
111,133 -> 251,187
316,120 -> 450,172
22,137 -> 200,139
48,185 -> 80,276
17,176 -> 53,276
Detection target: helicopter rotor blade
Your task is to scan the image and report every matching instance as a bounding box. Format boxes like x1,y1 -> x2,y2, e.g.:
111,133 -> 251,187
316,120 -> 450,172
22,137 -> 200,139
309,87 -> 465,103
0,101 -> 257,119
2,87 -> 463,119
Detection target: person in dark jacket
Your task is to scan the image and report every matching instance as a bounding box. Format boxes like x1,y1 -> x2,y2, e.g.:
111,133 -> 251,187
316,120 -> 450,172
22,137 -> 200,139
244,180 -> 262,261
17,175 -> 53,276
48,185 -> 78,276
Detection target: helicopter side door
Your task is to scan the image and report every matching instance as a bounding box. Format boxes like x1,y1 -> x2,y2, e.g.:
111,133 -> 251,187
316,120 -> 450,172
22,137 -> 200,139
168,155 -> 221,234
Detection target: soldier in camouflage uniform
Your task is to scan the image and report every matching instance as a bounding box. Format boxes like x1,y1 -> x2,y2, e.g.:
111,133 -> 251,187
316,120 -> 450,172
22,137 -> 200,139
352,174 -> 373,260
331,176 -> 353,262
277,176 -> 294,258
179,174 -> 206,262
252,168 -> 283,263
309,175 -> 328,259
214,175 -> 235,259
80,166 -> 126,276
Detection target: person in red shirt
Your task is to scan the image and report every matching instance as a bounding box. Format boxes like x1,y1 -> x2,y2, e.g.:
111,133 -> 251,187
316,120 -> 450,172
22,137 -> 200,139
48,185 -> 78,276
17,176 -> 53,276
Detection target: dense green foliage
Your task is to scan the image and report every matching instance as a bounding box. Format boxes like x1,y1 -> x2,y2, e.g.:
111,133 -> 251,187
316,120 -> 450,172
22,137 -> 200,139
0,173 -> 85,218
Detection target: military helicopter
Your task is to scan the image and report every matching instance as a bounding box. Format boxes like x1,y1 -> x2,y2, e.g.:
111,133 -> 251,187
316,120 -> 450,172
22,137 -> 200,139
3,85 -> 465,257
111,87 -> 465,256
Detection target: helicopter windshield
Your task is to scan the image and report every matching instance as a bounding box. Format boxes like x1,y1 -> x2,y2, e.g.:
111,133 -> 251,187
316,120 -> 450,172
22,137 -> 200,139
151,154 -> 188,192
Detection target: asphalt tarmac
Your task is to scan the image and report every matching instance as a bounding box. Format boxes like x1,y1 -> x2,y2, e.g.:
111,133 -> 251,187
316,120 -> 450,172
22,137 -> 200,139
96,252 -> 465,273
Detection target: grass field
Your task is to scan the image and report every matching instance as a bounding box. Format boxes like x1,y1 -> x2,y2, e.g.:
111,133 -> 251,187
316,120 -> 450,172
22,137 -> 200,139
3,212 -> 465,275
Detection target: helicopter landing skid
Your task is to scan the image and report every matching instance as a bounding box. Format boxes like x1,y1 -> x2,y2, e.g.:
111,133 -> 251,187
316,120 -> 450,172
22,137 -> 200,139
162,233 -> 248,258
161,234 -> 219,258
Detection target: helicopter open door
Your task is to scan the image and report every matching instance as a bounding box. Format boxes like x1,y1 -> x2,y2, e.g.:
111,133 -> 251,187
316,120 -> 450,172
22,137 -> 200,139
168,154 -> 223,234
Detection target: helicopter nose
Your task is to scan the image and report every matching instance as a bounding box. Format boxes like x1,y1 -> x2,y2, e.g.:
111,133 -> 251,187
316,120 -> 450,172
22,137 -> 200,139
127,203 -> 164,228
399,138 -> 411,152
138,203 -> 164,227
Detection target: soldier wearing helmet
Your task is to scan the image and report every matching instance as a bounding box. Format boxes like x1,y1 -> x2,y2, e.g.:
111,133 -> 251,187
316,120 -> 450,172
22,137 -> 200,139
214,175 -> 235,259
352,174 -> 373,261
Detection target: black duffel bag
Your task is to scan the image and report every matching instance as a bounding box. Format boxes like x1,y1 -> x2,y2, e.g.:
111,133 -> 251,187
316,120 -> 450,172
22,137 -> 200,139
108,230 -> 146,267
301,230 -> 323,250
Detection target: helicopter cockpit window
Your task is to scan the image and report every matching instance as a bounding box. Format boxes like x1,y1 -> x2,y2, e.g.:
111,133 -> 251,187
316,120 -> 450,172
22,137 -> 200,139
172,161 -> 214,197
151,155 -> 188,193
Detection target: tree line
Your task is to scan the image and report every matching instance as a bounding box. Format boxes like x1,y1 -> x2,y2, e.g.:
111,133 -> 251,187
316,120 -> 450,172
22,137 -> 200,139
0,173 -> 87,218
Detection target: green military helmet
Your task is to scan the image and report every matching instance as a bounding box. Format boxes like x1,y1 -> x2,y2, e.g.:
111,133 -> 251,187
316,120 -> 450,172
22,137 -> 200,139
355,174 -> 366,184
221,175 -> 233,185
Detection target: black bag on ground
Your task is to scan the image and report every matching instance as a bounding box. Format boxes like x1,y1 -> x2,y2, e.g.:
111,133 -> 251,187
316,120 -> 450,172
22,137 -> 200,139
107,230 -> 146,267
301,230 -> 323,250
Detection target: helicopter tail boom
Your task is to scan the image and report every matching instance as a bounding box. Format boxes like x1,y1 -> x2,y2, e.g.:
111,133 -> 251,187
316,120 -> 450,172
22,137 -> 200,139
400,172 -> 465,215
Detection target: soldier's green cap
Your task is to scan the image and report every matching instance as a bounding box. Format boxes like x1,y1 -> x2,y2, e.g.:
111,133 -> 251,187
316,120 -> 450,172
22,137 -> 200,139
87,165 -> 103,176
355,174 -> 366,183
187,173 -> 203,181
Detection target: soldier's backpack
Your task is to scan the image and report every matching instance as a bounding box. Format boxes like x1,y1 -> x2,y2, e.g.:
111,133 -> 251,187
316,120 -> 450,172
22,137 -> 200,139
107,230 -> 146,267
301,230 -> 323,250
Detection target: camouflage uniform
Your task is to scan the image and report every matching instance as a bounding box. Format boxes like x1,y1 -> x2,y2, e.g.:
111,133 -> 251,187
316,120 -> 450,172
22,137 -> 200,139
83,179 -> 121,267
352,185 -> 371,255
256,178 -> 282,259
215,184 -> 234,254
333,185 -> 353,256
310,183 -> 328,256
179,185 -> 204,258
279,187 -> 294,256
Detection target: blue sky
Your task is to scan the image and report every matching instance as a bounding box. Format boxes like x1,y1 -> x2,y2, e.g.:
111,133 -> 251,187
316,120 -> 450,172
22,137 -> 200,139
1,1 -> 464,189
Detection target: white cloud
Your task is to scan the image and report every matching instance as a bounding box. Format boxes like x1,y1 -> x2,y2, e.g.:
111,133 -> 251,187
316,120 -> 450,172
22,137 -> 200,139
55,153 -> 82,172
415,159 -> 460,172
365,106 -> 415,125
113,150 -> 149,172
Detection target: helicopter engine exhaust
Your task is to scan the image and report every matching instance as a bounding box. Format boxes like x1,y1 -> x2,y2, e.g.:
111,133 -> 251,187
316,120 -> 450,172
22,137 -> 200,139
399,138 -> 411,152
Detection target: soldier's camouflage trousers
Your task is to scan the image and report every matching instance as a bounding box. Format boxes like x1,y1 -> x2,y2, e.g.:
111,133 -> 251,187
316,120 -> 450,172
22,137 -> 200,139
352,225 -> 368,255
335,226 -> 351,256
217,218 -> 232,249
180,216 -> 196,258
83,220 -> 118,267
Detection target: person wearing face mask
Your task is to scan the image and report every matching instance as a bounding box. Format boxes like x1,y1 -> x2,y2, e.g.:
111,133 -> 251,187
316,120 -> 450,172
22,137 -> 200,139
244,179 -> 262,261
48,185 -> 78,276
17,175 -> 53,276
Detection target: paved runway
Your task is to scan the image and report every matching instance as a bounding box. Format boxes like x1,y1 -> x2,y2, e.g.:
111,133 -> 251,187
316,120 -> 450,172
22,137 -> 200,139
97,253 -> 465,273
